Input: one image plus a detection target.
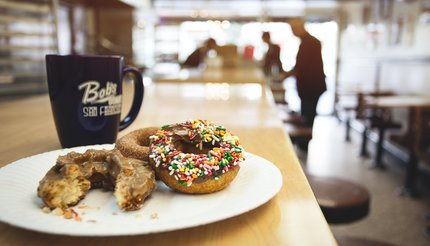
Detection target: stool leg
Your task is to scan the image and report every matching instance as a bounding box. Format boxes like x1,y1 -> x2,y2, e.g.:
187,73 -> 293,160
397,145 -> 419,197
360,126 -> 369,157
425,226 -> 430,239
345,117 -> 351,142
371,126 -> 386,169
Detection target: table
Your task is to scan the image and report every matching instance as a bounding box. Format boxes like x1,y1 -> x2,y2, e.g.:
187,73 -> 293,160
335,89 -> 394,142
154,66 -> 266,85
365,95 -> 430,196
0,83 -> 336,246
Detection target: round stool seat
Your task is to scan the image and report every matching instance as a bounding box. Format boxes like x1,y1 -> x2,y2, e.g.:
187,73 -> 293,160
285,124 -> 313,144
336,236 -> 395,246
285,124 -> 312,151
283,113 -> 306,126
307,175 -> 370,224
286,125 -> 313,139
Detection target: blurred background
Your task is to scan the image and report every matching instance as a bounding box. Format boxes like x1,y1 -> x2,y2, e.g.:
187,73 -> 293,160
2,1 -> 430,245
2,0 -> 429,104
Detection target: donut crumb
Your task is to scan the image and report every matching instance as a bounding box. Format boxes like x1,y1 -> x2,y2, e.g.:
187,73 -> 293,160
42,206 -> 51,213
52,208 -> 64,216
77,204 -> 88,209
150,212 -> 159,219
63,210 -> 73,219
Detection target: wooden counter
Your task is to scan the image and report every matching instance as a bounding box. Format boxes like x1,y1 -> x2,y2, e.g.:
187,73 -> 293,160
0,82 -> 336,246
154,66 -> 266,84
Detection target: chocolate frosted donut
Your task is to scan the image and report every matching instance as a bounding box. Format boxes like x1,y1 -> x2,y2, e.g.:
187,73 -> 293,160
37,149 -> 156,211
115,127 -> 160,161
149,119 -> 245,194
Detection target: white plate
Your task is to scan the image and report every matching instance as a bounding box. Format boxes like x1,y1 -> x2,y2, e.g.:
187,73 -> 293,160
0,145 -> 282,236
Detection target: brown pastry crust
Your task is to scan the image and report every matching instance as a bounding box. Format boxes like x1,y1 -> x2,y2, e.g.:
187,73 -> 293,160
115,127 -> 160,161
37,149 -> 156,211
153,162 -> 240,194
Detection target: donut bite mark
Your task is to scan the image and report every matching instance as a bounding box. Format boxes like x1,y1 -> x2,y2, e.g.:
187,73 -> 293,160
37,149 -> 156,211
149,119 -> 245,194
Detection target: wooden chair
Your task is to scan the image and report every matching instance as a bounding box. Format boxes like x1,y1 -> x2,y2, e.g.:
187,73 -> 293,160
338,91 -> 395,143
356,92 -> 402,169
360,113 -> 402,168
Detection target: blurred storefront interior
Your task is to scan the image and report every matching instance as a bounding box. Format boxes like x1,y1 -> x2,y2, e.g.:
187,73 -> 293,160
1,0 -> 430,109
2,1 -> 430,244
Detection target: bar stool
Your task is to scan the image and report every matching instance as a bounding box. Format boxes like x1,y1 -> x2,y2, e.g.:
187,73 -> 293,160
283,112 -> 312,151
336,236 -> 396,246
285,123 -> 312,151
283,112 -> 306,126
307,175 -> 370,224
307,175 -> 396,246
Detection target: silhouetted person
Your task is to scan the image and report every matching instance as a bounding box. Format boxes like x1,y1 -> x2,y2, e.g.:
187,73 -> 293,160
282,19 -> 326,128
181,38 -> 218,68
261,31 -> 283,78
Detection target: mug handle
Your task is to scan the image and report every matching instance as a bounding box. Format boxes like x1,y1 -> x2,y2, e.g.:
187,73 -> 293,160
119,66 -> 144,131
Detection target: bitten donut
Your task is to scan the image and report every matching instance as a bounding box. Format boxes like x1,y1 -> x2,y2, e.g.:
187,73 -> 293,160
149,119 -> 245,194
37,149 -> 156,211
115,127 -> 160,161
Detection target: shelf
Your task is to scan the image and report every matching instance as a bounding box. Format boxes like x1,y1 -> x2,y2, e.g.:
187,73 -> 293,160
0,0 -> 51,13
0,74 -> 13,84
0,30 -> 54,37
0,58 -> 45,65
0,80 -> 47,96
0,44 -> 56,51
0,15 -> 52,24
0,0 -> 56,96
0,71 -> 46,78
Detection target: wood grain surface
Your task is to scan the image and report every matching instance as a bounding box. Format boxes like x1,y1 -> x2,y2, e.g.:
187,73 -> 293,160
0,82 -> 336,246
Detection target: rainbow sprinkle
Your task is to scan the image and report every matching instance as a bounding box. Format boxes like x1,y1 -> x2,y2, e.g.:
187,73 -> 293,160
149,119 -> 245,186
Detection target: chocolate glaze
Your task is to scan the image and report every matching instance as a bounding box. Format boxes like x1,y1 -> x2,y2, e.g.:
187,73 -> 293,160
163,124 -> 226,183
165,124 -> 220,150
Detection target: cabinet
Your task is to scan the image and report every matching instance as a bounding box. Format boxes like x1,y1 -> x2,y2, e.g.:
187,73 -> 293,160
0,0 -> 58,96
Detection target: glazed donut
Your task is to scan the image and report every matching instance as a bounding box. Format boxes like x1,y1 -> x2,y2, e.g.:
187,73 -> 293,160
149,119 -> 245,194
37,149 -> 156,211
115,127 -> 160,161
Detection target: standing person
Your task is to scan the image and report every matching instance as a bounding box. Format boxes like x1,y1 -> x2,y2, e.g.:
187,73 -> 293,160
282,18 -> 326,128
261,31 -> 283,78
181,38 -> 218,68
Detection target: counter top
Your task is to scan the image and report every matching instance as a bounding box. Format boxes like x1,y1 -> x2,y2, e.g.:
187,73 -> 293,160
0,82 -> 336,246
154,65 -> 266,84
